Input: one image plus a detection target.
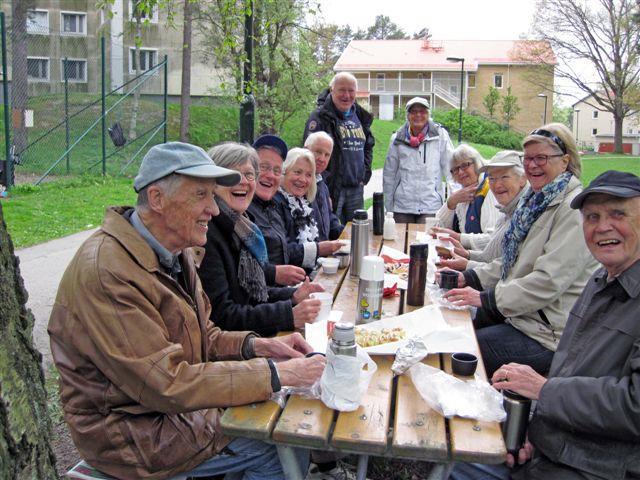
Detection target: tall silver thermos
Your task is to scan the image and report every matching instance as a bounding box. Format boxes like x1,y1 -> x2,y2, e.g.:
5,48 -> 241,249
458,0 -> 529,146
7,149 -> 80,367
330,322 -> 357,357
502,390 -> 532,456
350,209 -> 369,277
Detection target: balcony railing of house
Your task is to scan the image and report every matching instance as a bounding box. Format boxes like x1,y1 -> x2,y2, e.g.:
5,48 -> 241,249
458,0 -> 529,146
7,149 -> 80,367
359,78 -> 466,108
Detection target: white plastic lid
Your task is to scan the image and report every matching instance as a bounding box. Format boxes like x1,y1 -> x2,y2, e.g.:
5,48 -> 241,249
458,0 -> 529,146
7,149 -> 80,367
359,255 -> 385,281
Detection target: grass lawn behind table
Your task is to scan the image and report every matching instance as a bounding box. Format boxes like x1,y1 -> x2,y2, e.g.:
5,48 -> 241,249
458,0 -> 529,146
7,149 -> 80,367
2,119 -> 639,249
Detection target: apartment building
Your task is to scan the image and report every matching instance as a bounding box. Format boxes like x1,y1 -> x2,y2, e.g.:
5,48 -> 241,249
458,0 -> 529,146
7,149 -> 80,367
334,39 -> 555,134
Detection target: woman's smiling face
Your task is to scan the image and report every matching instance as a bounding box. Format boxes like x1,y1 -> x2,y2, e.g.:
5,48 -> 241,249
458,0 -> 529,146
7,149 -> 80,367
283,158 -> 314,198
214,161 -> 256,214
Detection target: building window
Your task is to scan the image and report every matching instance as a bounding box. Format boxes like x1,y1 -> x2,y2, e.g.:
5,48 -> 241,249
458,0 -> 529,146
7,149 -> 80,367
376,73 -> 385,91
129,1 -> 159,23
27,10 -> 49,35
468,73 -> 476,88
591,128 -> 598,136
27,57 -> 49,81
592,110 -> 599,119
129,48 -> 158,74
61,59 -> 87,82
61,12 -> 87,35
493,73 -> 503,89
450,84 -> 459,96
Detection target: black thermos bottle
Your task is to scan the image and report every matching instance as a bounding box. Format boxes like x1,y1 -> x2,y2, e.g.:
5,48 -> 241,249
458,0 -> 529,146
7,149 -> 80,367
372,192 -> 384,235
502,390 -> 532,456
407,243 -> 429,306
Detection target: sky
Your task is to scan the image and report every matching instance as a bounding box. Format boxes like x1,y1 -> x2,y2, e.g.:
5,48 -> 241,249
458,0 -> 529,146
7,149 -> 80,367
314,0 -> 590,105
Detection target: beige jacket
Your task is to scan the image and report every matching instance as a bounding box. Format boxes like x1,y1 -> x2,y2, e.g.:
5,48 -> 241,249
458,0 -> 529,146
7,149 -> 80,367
48,207 -> 273,479
471,177 -> 599,351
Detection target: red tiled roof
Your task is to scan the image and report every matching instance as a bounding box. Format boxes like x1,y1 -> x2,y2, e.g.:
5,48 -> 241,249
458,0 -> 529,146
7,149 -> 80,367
334,39 -> 556,71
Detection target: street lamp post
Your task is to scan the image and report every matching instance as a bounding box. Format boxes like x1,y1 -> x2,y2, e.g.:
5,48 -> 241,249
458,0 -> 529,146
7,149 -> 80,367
446,56 -> 465,144
537,93 -> 548,124
574,108 -> 580,147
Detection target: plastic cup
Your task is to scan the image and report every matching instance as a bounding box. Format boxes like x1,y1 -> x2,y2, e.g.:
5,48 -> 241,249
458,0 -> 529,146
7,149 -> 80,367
439,270 -> 459,290
310,292 -> 332,323
451,352 -> 478,376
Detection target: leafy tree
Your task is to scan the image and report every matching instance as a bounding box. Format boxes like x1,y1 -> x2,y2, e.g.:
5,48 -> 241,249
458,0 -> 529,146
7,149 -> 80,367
501,87 -> 521,129
365,15 -> 407,40
516,0 -> 640,153
553,101 -> 573,126
483,86 -> 501,118
306,23 -> 353,77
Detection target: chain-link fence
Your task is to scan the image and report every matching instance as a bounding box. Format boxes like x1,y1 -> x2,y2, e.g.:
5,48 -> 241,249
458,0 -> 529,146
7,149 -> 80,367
0,9 -> 167,188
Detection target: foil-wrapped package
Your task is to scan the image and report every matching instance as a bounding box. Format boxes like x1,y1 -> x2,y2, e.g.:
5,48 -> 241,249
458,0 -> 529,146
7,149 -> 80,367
391,337 -> 429,375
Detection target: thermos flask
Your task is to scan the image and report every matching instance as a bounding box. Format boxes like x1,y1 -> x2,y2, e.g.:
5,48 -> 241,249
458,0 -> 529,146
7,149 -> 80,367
330,322 -> 357,357
502,389 -> 532,456
372,192 -> 384,235
407,243 -> 429,306
350,209 -> 369,278
356,255 -> 384,324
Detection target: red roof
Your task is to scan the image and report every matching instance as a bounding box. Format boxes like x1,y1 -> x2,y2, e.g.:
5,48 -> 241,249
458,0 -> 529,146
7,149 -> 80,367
334,39 -> 556,71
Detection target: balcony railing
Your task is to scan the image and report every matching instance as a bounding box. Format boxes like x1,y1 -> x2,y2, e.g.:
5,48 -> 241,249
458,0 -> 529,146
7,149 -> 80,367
360,78 -> 432,94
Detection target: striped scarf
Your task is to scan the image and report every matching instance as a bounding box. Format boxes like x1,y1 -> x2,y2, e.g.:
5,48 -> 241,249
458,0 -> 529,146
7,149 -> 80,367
501,171 -> 572,279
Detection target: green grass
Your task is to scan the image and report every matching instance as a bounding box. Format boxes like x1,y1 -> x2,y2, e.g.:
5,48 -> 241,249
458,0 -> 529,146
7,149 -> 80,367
2,176 -> 137,248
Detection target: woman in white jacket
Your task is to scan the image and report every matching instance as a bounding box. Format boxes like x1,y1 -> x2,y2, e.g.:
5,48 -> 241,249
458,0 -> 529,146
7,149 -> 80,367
382,97 -> 454,223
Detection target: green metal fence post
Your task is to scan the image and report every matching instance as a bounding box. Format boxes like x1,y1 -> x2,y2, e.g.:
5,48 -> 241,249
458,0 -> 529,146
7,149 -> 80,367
163,55 -> 167,143
101,36 -> 106,176
1,12 -> 12,189
64,57 -> 70,174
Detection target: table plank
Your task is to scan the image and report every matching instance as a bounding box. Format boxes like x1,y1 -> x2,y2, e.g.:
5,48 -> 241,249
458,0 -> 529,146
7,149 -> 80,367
272,396 -> 334,449
331,355 -> 395,455
392,354 -> 448,461
219,400 -> 282,441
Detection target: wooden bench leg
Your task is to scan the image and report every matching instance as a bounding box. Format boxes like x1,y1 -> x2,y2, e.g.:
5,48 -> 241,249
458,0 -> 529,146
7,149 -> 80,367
428,462 -> 454,480
276,445 -> 304,480
356,455 -> 369,480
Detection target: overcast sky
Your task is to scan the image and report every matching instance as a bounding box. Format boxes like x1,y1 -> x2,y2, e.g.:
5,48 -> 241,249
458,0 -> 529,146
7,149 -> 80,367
315,0 -> 591,105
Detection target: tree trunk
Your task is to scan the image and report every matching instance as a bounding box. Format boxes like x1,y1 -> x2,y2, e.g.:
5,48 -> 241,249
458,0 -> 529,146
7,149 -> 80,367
11,0 -> 34,157
179,0 -> 192,142
613,107 -> 625,154
0,202 -> 58,478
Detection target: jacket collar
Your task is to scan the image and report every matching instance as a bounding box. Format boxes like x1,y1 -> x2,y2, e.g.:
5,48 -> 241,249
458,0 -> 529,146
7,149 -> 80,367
596,258 -> 640,299
394,120 -> 440,144
547,174 -> 582,208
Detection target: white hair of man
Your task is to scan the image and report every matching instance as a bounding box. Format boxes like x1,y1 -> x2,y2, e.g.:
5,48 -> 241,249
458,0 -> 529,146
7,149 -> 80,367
136,174 -> 184,209
304,131 -> 334,149
329,72 -> 358,90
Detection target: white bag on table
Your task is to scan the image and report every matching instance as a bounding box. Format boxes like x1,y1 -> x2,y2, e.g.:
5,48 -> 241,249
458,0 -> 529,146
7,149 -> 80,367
320,346 -> 377,412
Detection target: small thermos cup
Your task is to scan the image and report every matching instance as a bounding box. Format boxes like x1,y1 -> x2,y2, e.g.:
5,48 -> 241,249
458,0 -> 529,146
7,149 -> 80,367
502,390 -> 532,456
407,243 -> 429,306
372,192 -> 384,235
350,210 -> 369,278
330,322 -> 357,357
356,256 -> 384,324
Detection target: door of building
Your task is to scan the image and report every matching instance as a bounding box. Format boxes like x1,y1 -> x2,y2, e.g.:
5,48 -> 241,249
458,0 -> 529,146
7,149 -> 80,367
379,95 -> 394,120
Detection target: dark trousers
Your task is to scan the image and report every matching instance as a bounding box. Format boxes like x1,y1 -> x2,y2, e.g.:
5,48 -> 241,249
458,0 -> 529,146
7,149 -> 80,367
392,212 -> 435,224
334,184 -> 364,224
473,308 -> 554,378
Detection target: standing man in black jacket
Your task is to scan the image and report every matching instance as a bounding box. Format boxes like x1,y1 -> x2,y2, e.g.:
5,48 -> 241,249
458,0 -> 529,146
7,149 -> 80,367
303,72 -> 375,224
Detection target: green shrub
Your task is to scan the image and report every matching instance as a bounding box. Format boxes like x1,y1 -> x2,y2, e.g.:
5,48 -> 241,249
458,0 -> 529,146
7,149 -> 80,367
432,109 -> 523,150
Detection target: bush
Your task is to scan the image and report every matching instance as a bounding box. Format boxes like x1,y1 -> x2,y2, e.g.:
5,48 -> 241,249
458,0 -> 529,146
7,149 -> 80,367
432,109 -> 523,150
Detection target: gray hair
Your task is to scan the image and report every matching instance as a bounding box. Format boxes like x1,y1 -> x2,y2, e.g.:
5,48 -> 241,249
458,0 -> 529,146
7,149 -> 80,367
304,131 -> 334,149
207,142 -> 259,173
282,147 -> 317,202
330,72 -> 358,90
451,144 -> 485,174
136,173 -> 184,209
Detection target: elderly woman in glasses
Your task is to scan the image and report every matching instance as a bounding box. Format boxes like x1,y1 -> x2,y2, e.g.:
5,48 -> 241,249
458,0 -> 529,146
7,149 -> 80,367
274,148 -> 342,271
442,124 -> 598,376
198,142 -> 325,336
434,144 -> 500,250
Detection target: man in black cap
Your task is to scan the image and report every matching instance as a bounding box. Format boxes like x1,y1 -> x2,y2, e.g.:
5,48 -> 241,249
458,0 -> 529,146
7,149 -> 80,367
451,170 -> 640,480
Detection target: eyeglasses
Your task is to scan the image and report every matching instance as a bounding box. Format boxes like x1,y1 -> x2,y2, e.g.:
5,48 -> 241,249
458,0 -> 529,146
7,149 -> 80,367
529,129 -> 567,154
258,164 -> 282,176
239,170 -> 256,181
450,161 -> 474,175
522,154 -> 564,166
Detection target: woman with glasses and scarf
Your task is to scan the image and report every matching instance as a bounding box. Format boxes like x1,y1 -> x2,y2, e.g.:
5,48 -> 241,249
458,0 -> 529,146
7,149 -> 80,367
198,142 -> 325,336
441,124 -> 598,376
273,148 -> 342,272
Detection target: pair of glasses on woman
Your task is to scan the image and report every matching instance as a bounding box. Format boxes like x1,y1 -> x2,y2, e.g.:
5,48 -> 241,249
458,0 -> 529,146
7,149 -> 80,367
450,161 -> 473,175
523,129 -> 568,166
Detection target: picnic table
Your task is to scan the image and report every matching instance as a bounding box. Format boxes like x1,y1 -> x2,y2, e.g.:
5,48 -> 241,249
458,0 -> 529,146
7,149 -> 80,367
219,222 -> 506,480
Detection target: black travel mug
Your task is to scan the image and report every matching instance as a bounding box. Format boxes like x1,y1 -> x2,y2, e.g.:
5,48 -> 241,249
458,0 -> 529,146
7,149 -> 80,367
372,192 -> 384,235
407,243 -> 429,306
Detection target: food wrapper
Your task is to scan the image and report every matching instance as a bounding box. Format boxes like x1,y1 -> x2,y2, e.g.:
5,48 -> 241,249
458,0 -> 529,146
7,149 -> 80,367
391,337 -> 429,375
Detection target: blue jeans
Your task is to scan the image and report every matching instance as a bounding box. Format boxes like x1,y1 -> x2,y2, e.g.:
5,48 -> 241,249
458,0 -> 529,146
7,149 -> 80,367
475,323 -> 554,378
175,437 -> 309,480
449,462 -> 512,480
335,184 -> 364,224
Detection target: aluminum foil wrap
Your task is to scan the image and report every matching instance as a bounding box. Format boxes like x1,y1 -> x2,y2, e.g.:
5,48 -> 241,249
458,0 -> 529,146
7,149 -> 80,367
391,336 -> 429,375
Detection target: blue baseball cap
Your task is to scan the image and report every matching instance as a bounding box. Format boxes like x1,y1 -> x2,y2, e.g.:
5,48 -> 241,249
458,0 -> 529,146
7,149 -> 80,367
134,142 -> 241,192
570,170 -> 640,209
252,134 -> 288,160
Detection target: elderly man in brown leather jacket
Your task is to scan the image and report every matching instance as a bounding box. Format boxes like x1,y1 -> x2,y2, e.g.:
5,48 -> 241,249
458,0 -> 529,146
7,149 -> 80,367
48,142 -> 325,479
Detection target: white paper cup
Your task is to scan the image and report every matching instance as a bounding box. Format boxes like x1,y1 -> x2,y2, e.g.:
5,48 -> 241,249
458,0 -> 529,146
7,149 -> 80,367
310,292 -> 333,323
320,257 -> 339,274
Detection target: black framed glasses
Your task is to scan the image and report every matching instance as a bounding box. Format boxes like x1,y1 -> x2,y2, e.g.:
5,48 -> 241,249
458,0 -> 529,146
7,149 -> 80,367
529,129 -> 567,154
522,154 -> 564,167
450,161 -> 474,175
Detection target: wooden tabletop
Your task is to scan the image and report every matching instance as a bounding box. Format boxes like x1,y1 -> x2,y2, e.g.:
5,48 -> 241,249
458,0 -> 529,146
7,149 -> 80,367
220,222 -> 506,465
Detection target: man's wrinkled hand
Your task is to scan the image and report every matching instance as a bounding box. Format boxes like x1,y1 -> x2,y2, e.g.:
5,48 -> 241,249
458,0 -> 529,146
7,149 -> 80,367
277,355 -> 326,387
292,299 -> 321,328
292,277 -> 325,304
275,265 -> 306,286
253,332 -> 313,359
505,440 -> 534,468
